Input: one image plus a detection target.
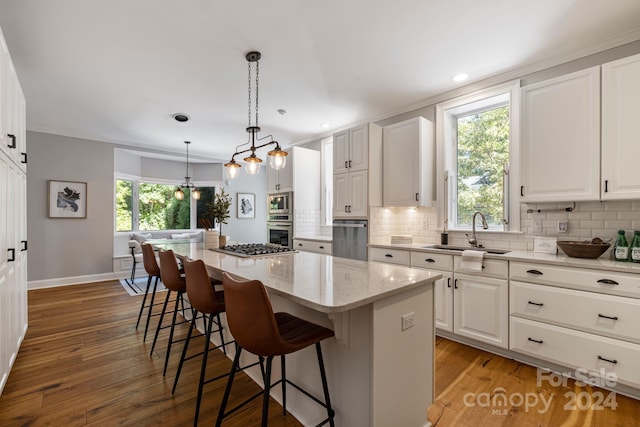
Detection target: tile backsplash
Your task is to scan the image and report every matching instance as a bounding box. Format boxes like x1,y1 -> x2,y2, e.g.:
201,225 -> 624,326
369,201 -> 640,257
294,209 -> 332,238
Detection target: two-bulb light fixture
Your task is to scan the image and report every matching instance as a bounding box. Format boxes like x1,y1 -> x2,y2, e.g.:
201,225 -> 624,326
174,140 -> 201,200
224,51 -> 288,180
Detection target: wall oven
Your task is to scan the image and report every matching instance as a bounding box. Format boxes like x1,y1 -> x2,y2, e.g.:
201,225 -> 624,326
267,220 -> 293,248
268,192 -> 292,215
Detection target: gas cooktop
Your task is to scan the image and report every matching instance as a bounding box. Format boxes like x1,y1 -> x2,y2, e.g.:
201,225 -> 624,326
214,243 -> 296,257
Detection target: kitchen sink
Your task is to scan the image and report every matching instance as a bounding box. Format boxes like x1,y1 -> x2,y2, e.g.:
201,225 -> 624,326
423,244 -> 511,255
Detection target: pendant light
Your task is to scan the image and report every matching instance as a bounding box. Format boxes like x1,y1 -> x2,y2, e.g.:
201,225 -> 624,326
224,51 -> 288,179
175,141 -> 201,200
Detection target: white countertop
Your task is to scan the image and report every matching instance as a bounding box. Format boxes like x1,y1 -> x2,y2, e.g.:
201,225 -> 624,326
156,242 -> 440,314
369,242 -> 640,274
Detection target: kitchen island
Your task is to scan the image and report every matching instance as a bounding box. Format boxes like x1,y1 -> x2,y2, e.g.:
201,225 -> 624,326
157,242 -> 441,427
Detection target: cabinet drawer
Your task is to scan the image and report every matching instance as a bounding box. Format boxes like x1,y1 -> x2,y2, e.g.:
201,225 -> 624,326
454,257 -> 508,279
369,247 -> 410,266
510,261 -> 640,299
410,251 -> 453,271
511,281 -> 640,344
293,239 -> 332,255
510,317 -> 640,388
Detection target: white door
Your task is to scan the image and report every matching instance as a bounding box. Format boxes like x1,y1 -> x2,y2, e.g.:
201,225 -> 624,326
333,130 -> 350,175
434,272 -> 453,332
333,172 -> 350,218
348,124 -> 368,172
602,53 -> 640,200
520,67 -> 600,202
383,119 -> 418,206
454,273 -> 508,348
349,170 -> 368,217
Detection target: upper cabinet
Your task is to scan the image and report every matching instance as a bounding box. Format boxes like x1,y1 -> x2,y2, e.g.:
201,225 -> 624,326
520,67 -> 600,203
382,116 -> 434,207
332,123 -> 382,219
0,34 -> 27,173
601,53 -> 640,200
267,146 -> 320,209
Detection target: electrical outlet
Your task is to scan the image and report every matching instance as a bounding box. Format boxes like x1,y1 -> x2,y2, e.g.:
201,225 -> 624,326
401,312 -> 415,331
533,219 -> 543,234
557,220 -> 568,233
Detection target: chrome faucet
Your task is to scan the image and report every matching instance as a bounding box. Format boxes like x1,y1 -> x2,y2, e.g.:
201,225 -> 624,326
466,211 -> 489,248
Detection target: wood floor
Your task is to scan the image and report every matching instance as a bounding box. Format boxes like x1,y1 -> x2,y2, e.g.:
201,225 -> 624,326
0,280 -> 638,426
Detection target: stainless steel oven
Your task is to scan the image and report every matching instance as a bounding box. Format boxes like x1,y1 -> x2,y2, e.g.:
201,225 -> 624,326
268,192 -> 292,215
267,221 -> 293,248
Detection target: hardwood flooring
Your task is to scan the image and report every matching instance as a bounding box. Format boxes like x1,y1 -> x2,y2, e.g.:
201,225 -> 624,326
0,280 -> 638,426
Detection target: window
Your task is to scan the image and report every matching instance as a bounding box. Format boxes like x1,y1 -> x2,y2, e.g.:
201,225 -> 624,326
115,179 -> 215,231
437,81 -> 520,231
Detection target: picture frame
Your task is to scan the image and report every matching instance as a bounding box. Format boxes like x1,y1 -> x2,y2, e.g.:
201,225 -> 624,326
48,180 -> 87,218
237,192 -> 255,219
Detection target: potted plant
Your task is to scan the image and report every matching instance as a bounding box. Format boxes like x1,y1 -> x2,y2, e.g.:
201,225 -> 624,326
202,187 -> 232,247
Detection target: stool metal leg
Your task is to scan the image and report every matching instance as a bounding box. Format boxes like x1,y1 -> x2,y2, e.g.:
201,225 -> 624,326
281,355 -> 287,415
135,274 -> 153,329
316,343 -> 335,427
150,289 -> 172,356
261,356 -> 274,427
143,275 -> 159,341
173,308 -> 197,394
216,344 -> 242,427
163,292 -> 183,376
194,313 -> 214,427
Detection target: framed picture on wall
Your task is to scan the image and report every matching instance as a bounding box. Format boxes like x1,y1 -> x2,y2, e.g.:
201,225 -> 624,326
48,180 -> 87,218
237,192 -> 255,219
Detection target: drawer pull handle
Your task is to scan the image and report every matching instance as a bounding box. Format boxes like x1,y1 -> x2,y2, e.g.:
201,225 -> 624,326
454,279 -> 458,289
447,277 -> 451,288
598,314 -> 618,321
597,355 -> 618,364
597,279 -> 619,285
527,301 -> 544,307
424,258 -> 436,263
526,269 -> 543,275
319,246 -> 324,249
7,134 -> 16,149
298,243 -> 303,247
527,337 -> 543,344
385,254 -> 393,258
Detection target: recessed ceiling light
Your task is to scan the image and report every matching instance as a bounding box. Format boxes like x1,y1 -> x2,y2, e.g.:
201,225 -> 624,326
172,113 -> 189,122
277,109 -> 287,116
321,123 -> 331,129
452,73 -> 469,82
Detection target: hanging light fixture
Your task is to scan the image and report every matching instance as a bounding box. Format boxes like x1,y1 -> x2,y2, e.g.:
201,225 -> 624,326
175,141 -> 201,200
224,51 -> 288,179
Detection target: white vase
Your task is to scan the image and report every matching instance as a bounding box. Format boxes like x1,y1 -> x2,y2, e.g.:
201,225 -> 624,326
205,230 -> 219,250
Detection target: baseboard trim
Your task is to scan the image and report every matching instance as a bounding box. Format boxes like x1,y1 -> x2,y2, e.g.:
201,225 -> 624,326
28,272 -> 128,290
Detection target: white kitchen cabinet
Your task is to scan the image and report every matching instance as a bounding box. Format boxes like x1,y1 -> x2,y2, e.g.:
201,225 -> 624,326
333,124 -> 368,174
509,261 -> 640,389
369,247 -> 411,266
520,66 -> 600,202
382,117 -> 434,207
333,123 -> 382,219
266,156 -> 293,193
454,272 -> 509,349
0,26 -> 27,395
293,238 -> 332,255
601,53 -> 640,200
410,251 -> 454,331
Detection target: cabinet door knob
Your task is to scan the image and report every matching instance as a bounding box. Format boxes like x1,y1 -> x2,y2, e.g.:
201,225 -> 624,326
526,269 -> 543,275
298,243 -> 302,247
7,248 -> 16,262
527,337 -> 543,344
604,180 -> 609,193
597,279 -> 619,285
415,193 -> 419,201
344,205 -> 348,213
520,185 -> 524,197
345,161 -> 348,169
348,160 -> 352,168
454,278 -> 458,289
21,240 -> 28,251
21,152 -> 27,164
447,277 -> 451,288
319,246 -> 324,249
7,134 -> 16,149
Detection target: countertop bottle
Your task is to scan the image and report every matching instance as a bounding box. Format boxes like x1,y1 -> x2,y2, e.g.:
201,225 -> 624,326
630,230 -> 640,263
614,229 -> 629,262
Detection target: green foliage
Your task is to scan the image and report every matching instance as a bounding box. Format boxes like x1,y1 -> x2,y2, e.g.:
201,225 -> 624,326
456,106 -> 509,227
115,180 -> 133,231
203,188 -> 232,234
138,183 -> 190,231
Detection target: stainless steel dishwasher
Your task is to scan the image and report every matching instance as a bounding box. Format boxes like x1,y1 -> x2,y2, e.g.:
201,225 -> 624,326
332,219 -> 368,261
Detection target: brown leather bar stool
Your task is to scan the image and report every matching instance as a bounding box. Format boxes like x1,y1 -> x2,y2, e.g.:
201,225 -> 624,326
174,257 -> 230,426
150,249 -> 191,376
136,243 -> 163,341
216,272 -> 335,427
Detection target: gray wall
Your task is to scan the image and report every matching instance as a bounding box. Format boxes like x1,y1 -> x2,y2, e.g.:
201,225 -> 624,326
221,167 -> 268,244
27,131 -> 114,281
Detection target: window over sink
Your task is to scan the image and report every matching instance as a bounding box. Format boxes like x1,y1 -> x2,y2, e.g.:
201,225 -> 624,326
436,80 -> 520,232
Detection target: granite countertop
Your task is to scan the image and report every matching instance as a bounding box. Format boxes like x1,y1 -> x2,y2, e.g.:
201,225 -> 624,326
369,242 -> 640,274
155,242 -> 440,314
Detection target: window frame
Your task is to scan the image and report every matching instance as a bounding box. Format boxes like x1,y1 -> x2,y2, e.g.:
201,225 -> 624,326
436,80 -> 521,233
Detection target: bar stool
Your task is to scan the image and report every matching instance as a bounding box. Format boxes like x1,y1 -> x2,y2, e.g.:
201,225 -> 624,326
150,249 -> 191,376
126,240 -> 143,286
173,257 -> 229,426
216,272 -> 335,427
136,243 -> 162,341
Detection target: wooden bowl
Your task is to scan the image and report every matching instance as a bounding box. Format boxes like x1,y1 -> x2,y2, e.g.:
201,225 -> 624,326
557,241 -> 610,259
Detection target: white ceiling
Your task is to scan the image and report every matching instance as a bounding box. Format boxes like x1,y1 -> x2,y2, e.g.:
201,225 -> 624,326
1,0 -> 640,162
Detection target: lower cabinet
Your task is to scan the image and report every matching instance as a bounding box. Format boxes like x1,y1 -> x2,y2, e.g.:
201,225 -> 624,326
292,239 -> 332,255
